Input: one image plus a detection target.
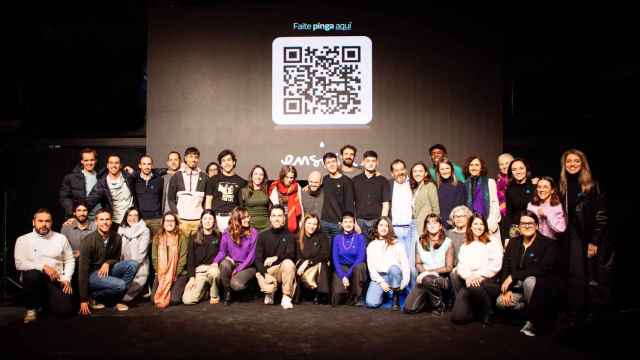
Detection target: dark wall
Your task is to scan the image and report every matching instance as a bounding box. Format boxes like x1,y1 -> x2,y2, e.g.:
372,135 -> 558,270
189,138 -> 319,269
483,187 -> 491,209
147,3 -> 504,178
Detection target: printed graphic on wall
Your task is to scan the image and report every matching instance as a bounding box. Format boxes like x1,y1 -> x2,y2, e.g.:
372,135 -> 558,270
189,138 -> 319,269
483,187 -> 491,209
272,36 -> 373,125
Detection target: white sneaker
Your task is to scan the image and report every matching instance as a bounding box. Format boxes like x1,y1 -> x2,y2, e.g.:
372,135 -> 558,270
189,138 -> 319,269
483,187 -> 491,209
90,299 -> 105,310
264,293 -> 274,305
24,309 -> 37,323
281,295 -> 293,310
520,321 -> 536,337
115,303 -> 129,312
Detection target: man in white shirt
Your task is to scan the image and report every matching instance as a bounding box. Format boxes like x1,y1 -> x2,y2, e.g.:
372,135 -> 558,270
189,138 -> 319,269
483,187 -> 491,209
14,209 -> 75,323
389,159 -> 414,260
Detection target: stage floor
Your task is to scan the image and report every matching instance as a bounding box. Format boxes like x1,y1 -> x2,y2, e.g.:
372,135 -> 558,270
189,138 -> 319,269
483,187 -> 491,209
0,299 -> 627,359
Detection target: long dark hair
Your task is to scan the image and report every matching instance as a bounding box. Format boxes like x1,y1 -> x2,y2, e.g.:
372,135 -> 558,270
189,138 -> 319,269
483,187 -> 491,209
409,161 -> 433,190
507,158 -> 532,184
121,207 -> 141,228
531,176 -> 561,206
228,207 -> 251,245
463,156 -> 488,178
155,212 -> 181,241
298,213 -> 320,252
419,214 -> 445,251
246,165 -> 269,197
465,213 -> 490,244
371,217 -> 397,247
193,209 -> 220,245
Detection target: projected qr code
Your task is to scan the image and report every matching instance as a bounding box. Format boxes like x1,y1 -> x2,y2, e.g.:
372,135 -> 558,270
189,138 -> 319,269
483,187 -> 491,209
272,36 -> 372,125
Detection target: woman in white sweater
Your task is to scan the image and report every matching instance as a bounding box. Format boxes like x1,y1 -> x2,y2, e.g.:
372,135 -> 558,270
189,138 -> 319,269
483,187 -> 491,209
365,217 -> 410,310
451,214 -> 503,327
117,207 -> 150,304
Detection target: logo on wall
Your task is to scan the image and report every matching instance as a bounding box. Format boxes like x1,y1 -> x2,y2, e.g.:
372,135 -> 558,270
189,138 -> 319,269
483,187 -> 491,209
272,36 -> 373,125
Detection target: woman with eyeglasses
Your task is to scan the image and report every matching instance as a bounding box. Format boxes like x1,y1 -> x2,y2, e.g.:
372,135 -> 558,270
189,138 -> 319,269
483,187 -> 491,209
559,149 -> 612,325
151,212 -> 190,308
451,214 -> 503,327
497,210 -> 560,336
527,176 -> 566,240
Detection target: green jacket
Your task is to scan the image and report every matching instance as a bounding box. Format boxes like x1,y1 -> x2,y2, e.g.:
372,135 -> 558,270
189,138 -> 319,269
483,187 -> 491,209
152,233 -> 190,277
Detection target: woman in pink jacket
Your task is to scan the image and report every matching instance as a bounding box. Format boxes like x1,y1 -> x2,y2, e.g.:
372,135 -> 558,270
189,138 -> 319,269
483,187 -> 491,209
527,176 -> 567,240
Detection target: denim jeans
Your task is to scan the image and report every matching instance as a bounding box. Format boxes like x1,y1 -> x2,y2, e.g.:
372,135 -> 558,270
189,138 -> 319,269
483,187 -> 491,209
89,259 -> 139,305
357,218 -> 377,242
365,265 -> 403,308
406,220 -> 418,288
321,221 -> 341,242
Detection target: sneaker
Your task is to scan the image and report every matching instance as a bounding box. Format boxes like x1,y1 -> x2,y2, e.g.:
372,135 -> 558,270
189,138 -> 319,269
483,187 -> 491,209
115,303 -> 129,312
281,295 -> 293,310
209,297 -> 220,305
520,321 -> 536,337
23,309 -> 37,323
90,299 -> 105,310
264,293 -> 274,305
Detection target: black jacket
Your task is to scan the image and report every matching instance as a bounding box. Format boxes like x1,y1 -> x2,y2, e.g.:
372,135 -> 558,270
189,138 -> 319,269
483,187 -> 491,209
130,171 -> 166,219
78,230 -> 123,302
255,227 -> 297,275
186,231 -> 220,278
59,166 -> 106,218
86,172 -> 137,214
562,181 -> 608,247
501,232 -> 558,287
297,231 -> 331,266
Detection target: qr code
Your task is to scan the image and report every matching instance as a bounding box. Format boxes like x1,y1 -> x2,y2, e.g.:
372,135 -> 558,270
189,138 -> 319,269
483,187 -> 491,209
272,36 -> 372,125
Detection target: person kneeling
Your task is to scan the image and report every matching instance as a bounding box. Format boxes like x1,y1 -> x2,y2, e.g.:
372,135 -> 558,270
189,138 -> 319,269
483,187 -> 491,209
496,211 -> 560,337
79,209 -> 139,315
366,217 -> 410,310
296,213 -> 331,304
255,205 -> 297,309
151,213 -> 189,309
331,212 -> 367,307
404,214 -> 454,315
182,210 -> 221,305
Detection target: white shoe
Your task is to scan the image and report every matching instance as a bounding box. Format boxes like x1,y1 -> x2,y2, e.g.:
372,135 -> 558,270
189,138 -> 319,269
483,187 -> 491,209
264,294 -> 274,305
281,295 -> 293,310
23,309 -> 37,323
90,299 -> 105,310
115,303 -> 129,312
520,321 -> 536,337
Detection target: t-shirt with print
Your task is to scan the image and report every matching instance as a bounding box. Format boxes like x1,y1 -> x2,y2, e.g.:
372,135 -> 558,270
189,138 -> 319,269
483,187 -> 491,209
206,174 -> 248,214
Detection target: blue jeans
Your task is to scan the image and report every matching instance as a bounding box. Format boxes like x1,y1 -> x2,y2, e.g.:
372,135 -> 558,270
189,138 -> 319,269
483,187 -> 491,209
405,220 -> 418,288
89,260 -> 139,305
357,218 -> 377,242
366,265 -> 403,308
321,221 -> 341,242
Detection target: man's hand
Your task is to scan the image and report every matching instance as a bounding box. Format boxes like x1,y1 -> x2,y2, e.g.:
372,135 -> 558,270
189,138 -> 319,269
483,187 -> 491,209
42,264 -> 60,281
73,250 -> 80,258
587,243 -> 598,258
60,280 -> 73,295
98,263 -> 110,278
342,277 -> 350,289
63,218 -> 77,227
123,166 -> 135,175
264,256 -> 278,268
79,302 -> 91,316
501,275 -> 512,293
502,291 -> 515,305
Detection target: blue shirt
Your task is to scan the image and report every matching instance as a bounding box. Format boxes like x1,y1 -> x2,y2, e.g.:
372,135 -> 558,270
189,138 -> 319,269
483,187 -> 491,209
332,231 -> 366,279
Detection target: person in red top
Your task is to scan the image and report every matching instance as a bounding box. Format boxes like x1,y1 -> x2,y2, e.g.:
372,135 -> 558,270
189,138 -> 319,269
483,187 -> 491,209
269,165 -> 303,234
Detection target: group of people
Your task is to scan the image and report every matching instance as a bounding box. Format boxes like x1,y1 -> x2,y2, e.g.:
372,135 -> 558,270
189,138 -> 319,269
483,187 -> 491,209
14,144 -> 614,337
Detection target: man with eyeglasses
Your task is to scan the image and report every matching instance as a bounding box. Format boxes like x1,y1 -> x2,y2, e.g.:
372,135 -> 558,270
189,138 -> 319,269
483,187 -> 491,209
496,210 -> 560,337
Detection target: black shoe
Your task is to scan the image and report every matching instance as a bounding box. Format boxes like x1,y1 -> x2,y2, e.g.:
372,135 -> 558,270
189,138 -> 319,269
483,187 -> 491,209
313,294 -> 320,305
432,303 -> 446,316
481,316 -> 493,328
391,291 -> 400,311
223,290 -> 232,306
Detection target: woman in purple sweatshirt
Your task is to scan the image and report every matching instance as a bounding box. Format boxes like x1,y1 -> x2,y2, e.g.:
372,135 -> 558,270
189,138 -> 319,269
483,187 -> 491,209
330,211 -> 367,307
213,207 -> 258,305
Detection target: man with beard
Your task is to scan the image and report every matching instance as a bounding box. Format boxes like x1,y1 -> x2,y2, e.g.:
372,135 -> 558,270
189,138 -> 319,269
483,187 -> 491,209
59,147 -> 103,220
340,144 -> 360,179
86,154 -> 136,226
301,171 -> 324,218
15,209 -> 75,323
162,151 -> 182,214
388,159 -> 413,252
427,144 -> 465,183
61,202 -> 96,257
130,155 -> 165,235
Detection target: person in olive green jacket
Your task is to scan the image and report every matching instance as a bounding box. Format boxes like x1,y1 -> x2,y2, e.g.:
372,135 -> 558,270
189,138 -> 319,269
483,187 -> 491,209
151,212 -> 190,308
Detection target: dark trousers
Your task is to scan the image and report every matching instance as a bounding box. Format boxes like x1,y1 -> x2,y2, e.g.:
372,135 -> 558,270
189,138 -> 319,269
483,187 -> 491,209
404,274 -> 449,314
21,270 -> 73,317
331,263 -> 368,306
152,274 -> 189,306
218,259 -> 256,292
451,275 -> 500,324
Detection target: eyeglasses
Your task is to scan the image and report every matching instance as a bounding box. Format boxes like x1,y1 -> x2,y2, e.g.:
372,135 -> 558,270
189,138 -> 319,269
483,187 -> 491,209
519,222 -> 536,228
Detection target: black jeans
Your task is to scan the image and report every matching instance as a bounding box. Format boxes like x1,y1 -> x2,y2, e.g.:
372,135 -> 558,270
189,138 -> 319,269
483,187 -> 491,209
22,270 -> 73,317
451,275 -> 500,324
331,263 -> 368,305
218,259 -> 256,291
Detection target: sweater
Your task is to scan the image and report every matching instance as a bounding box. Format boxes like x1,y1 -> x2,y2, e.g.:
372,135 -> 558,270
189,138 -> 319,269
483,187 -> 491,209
297,232 -> 331,266
186,232 -> 220,278
213,228 -> 258,273
78,230 -> 123,301
457,238 -> 503,280
526,202 -> 567,240
321,175 -> 355,224
152,233 -> 189,277
437,177 -> 467,223
14,230 -> 75,282
301,187 -> 324,218
366,239 -> 410,289
505,180 -> 535,232
255,226 -> 297,275
332,231 -> 366,279
501,233 -> 559,287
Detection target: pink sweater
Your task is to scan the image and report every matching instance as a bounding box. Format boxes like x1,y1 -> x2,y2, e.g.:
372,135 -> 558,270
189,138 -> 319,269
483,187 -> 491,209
526,202 -> 567,239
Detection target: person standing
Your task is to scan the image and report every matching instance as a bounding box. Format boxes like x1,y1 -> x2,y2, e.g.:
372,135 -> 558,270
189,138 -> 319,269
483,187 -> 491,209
269,165 -> 304,234
352,150 -> 390,241
86,154 -> 136,226
240,165 -> 271,231
427,144 -> 465,183
168,147 -> 208,237
59,147 -> 103,220
320,152 -> 355,240
205,149 -> 248,232
340,144 -> 361,179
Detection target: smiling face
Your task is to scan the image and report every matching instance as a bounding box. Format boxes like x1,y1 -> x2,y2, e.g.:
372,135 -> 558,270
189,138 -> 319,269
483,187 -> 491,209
167,153 -> 181,172
426,218 -> 442,235
241,212 -> 251,228
308,171 -> 322,191
518,215 -> 538,238
324,157 -> 339,175
430,148 -> 445,164
565,153 -> 582,175
81,152 -> 97,173
207,164 -> 219,178
282,171 -> 296,187
139,156 -> 153,176
438,162 -> 452,180
220,154 -> 236,175
126,209 -> 140,227
202,213 -> 215,232
341,216 -> 355,232
468,158 -> 482,177
162,214 -> 177,232
510,160 -> 527,183
471,217 -> 485,238
412,164 -> 426,184
498,155 -> 513,176
185,152 -> 199,170
252,167 -> 265,188
391,162 -> 407,183
107,156 -> 121,176
304,217 -> 319,237
96,212 -> 112,234
377,219 -> 390,237
74,205 -> 89,224
536,179 -> 554,202
452,210 -> 468,230
341,148 -> 356,167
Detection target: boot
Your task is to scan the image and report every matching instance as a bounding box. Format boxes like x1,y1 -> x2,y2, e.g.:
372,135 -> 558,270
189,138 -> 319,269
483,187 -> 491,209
223,289 -> 232,306
391,290 -> 400,311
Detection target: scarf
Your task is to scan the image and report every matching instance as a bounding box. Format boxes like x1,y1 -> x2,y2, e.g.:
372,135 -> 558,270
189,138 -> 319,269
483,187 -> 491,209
269,180 -> 302,233
496,173 -> 509,217
466,176 -> 490,217
154,233 -> 180,308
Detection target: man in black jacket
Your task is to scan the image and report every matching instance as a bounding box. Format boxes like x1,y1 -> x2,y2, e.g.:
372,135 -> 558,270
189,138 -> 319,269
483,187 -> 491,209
497,210 -> 560,336
255,205 -> 297,309
78,209 -> 139,315
59,147 -> 104,219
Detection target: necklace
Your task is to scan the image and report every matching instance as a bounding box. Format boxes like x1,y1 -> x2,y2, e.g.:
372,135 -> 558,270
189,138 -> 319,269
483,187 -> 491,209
341,233 -> 356,250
